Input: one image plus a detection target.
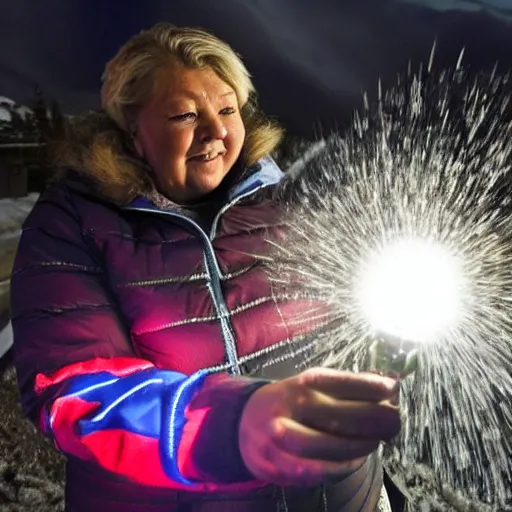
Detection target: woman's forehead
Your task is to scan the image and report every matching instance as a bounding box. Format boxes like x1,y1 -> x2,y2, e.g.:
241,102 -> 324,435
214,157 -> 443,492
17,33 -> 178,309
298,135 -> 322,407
150,65 -> 235,105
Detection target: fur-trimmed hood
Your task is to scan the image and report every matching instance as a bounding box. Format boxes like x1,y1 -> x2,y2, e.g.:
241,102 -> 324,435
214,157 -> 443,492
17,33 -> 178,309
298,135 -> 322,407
51,111 -> 160,206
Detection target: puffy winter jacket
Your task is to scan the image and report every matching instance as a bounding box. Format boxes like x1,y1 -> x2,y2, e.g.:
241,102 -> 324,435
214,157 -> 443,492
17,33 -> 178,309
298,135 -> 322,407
11,154 -> 386,511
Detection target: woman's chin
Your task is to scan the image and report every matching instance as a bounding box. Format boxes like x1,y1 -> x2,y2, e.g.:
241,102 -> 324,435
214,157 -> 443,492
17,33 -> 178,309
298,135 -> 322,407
186,160 -> 229,193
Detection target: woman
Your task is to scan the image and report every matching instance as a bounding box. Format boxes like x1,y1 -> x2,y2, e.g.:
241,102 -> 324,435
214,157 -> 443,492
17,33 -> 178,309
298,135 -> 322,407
11,23 -> 400,511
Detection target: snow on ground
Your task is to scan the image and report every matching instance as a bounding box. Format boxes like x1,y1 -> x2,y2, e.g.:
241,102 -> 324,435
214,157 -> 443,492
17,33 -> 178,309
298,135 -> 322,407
0,322 -> 12,360
0,193 -> 38,359
0,193 -> 65,511
0,366 -> 65,511
0,193 -> 38,239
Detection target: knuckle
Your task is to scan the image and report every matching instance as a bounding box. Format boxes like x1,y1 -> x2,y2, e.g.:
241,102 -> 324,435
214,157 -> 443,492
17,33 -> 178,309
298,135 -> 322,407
268,417 -> 287,443
297,367 -> 323,386
293,388 -> 311,409
281,381 -> 312,413
268,419 -> 309,457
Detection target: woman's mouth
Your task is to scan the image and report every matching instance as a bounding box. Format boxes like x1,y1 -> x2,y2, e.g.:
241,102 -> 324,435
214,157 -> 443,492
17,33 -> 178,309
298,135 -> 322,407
188,151 -> 225,162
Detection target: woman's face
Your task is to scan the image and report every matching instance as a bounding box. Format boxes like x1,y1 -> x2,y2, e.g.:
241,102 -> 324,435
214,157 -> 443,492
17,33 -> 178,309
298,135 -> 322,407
133,63 -> 246,204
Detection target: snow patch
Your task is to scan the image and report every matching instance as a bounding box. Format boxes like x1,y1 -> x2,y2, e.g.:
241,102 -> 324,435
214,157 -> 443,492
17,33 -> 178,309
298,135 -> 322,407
0,193 -> 38,238
0,321 -> 12,359
0,193 -> 38,360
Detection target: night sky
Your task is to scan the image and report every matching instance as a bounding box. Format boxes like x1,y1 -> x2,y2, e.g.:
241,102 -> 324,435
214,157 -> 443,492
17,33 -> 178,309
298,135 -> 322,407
0,0 -> 511,137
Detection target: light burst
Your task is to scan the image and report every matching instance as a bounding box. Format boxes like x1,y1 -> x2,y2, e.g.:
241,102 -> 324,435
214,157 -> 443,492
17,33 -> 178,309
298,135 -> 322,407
357,237 -> 465,343
266,60 -> 512,507
357,237 -> 467,379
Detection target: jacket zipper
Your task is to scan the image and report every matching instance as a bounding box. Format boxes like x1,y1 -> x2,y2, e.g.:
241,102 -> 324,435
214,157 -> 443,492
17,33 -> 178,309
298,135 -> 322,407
125,183 -> 267,376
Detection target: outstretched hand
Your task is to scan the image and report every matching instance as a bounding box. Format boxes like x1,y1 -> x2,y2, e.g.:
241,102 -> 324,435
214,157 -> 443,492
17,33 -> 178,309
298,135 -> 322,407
239,368 -> 400,487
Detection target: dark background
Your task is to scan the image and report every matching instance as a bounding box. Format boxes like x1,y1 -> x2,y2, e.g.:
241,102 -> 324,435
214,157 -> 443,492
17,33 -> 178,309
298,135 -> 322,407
1,3 -> 512,510
1,0 -> 512,138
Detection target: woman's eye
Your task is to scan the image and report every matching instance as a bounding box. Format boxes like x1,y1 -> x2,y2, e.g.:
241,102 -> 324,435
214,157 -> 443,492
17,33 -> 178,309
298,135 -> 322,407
169,112 -> 197,122
220,107 -> 236,116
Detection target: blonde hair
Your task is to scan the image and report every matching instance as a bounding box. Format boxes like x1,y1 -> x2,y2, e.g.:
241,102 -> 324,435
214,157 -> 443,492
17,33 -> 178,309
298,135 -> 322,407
101,22 -> 283,165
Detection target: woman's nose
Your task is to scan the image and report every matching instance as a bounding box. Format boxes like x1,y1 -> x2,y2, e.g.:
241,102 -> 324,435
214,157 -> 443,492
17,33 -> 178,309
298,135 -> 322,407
200,114 -> 227,142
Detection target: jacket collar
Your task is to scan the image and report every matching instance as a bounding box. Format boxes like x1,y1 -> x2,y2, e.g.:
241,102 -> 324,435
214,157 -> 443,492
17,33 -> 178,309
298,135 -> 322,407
128,156 -> 283,211
228,155 -> 283,200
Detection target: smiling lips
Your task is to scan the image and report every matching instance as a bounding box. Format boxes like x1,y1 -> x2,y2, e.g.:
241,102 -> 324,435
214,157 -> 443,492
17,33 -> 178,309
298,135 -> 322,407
188,150 -> 225,162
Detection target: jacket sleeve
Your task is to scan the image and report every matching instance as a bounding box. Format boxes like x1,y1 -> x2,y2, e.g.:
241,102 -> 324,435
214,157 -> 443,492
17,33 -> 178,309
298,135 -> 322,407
10,185 -> 265,489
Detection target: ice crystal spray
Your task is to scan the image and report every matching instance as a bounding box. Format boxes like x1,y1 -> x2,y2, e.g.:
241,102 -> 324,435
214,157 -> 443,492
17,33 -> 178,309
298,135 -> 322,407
267,56 -> 512,507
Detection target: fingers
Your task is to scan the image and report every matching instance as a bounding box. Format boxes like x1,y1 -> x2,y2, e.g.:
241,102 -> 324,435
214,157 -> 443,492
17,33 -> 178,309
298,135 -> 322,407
299,367 -> 399,402
259,441 -> 369,488
271,416 -> 380,463
238,369 -> 402,489
297,392 -> 401,441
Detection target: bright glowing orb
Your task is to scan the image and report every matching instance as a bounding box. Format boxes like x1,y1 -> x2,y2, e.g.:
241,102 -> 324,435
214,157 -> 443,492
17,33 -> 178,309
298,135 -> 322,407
358,238 -> 464,343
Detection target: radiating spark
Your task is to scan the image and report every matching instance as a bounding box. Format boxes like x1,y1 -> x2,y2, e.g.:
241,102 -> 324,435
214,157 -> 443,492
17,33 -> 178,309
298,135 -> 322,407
265,64 -> 512,508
